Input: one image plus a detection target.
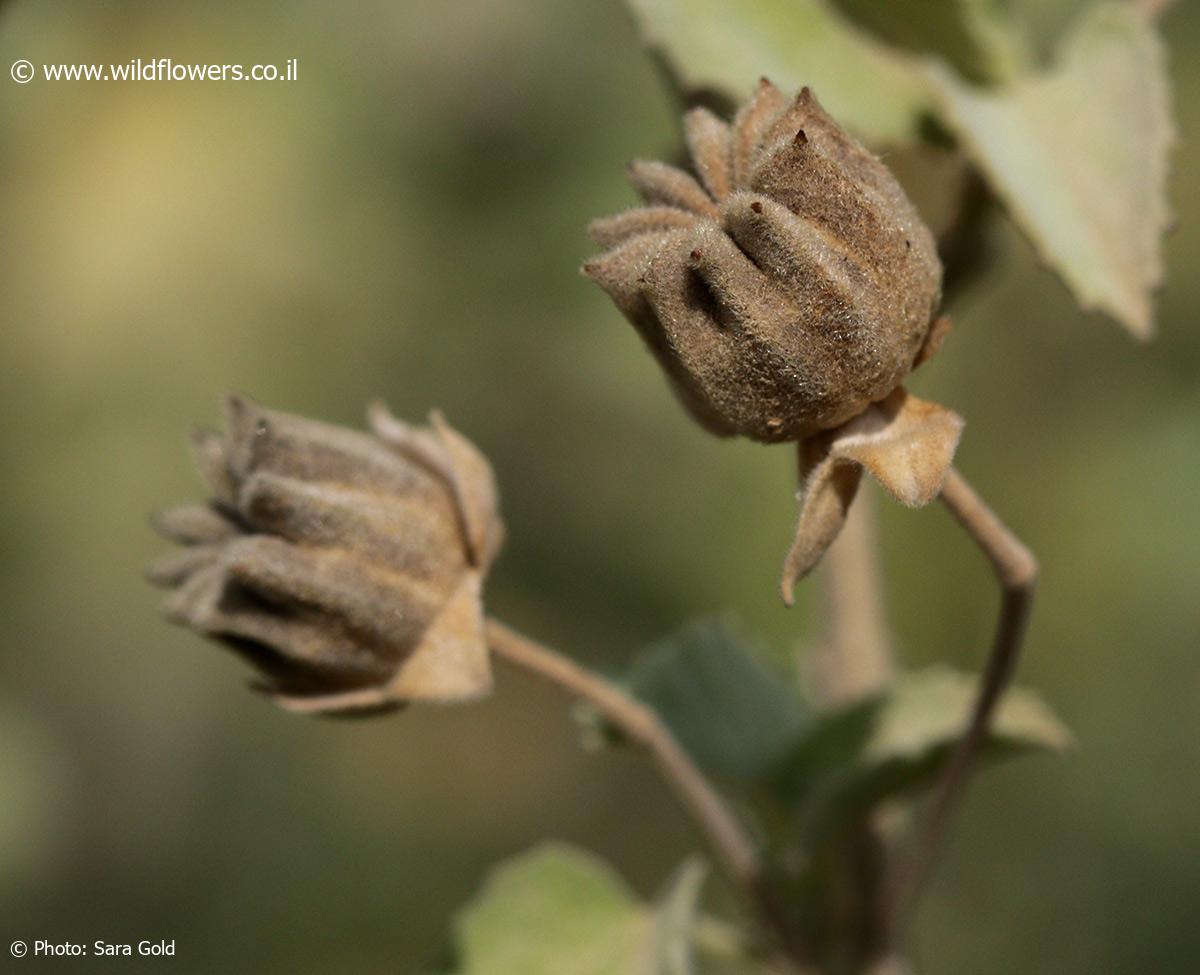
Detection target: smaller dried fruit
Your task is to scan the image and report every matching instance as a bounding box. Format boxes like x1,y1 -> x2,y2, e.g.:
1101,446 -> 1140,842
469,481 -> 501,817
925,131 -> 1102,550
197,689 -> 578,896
584,80 -> 943,443
147,394 -> 503,715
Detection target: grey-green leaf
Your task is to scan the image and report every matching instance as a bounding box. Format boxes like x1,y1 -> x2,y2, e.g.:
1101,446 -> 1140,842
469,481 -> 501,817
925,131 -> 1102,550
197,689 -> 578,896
452,844 -> 646,975
769,667 -> 1071,844
622,619 -> 809,783
625,0 -> 936,145
863,666 -> 1071,760
930,3 -> 1173,337
449,844 -> 778,974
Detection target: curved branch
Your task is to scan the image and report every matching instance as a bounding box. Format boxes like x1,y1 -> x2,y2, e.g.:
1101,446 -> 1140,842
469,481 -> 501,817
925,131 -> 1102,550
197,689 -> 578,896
889,467 -> 1037,923
484,617 -> 812,966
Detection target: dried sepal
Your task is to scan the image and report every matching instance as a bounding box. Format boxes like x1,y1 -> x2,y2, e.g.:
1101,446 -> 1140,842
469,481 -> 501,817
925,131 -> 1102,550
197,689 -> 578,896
683,106 -> 733,200
149,504 -> 239,545
148,394 -> 504,715
189,429 -> 238,505
272,573 -> 490,714
781,389 -> 963,604
367,401 -> 504,570
429,410 -> 505,569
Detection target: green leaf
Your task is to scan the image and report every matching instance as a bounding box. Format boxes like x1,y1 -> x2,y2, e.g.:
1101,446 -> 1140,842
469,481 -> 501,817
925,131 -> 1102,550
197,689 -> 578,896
863,666 -> 1072,761
449,844 -> 777,974
830,0 -> 1030,83
621,619 -> 809,783
625,0 -> 936,145
769,667 -> 1071,844
453,844 -> 646,975
930,3 -> 1173,337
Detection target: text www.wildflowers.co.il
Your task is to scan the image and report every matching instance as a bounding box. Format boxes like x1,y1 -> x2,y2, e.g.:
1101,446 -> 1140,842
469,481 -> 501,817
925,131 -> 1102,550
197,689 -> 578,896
10,58 -> 298,84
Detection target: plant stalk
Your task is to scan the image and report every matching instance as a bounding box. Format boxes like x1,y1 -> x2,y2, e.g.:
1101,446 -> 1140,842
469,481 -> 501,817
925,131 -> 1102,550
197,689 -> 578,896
484,616 -> 813,968
814,479 -> 903,972
816,485 -> 894,703
889,467 -> 1037,925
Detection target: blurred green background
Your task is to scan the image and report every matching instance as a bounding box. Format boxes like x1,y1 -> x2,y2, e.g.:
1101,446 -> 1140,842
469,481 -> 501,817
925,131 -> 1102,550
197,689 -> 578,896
0,1 -> 1196,972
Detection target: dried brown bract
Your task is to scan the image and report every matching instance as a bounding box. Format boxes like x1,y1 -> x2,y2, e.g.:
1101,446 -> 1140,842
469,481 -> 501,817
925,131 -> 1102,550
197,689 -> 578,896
584,80 -> 944,444
781,388 -> 963,604
147,395 -> 503,715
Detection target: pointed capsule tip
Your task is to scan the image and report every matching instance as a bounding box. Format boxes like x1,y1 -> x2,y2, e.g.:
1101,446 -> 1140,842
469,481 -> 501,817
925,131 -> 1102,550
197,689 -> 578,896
779,578 -> 796,608
223,391 -> 257,417
223,391 -> 270,439
147,507 -> 174,537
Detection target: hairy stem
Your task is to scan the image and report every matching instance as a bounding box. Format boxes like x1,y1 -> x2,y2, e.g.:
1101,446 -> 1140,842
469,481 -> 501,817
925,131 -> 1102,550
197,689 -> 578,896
816,480 -> 901,971
816,486 -> 894,703
889,467 -> 1037,923
484,617 -> 812,966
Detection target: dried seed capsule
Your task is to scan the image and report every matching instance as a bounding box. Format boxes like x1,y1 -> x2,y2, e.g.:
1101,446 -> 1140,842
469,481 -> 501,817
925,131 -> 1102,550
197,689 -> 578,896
583,81 -> 943,443
147,394 -> 504,715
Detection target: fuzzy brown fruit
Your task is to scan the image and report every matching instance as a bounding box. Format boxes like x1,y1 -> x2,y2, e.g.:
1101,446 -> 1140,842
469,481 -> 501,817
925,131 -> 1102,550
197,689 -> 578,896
147,395 -> 503,715
584,80 -> 943,443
